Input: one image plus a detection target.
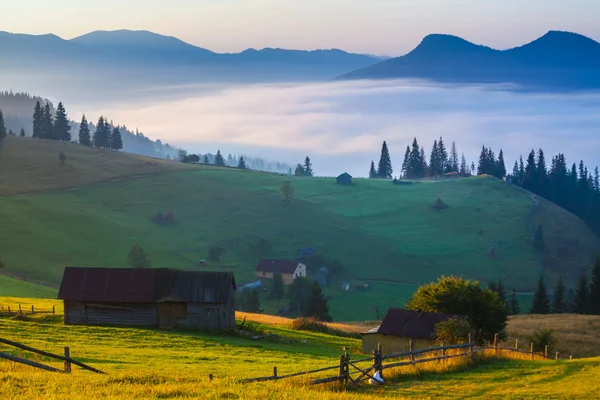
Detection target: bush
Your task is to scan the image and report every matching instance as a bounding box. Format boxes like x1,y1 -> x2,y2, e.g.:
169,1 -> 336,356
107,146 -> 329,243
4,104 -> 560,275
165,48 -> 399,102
531,328 -> 556,354
289,317 -> 329,333
434,317 -> 471,345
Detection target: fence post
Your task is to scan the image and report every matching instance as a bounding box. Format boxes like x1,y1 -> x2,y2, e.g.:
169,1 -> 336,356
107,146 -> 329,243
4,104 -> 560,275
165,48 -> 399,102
409,339 -> 415,363
273,366 -> 277,379
19,304 -> 22,313
64,347 -> 71,373
377,343 -> 383,377
530,343 -> 534,360
31,305 -> 34,315
52,305 -> 55,315
555,352 -> 559,360
344,350 -> 350,385
339,355 -> 345,384
468,333 -> 474,359
515,339 -> 519,350
544,345 -> 549,358
8,306 -> 10,314
570,355 -> 573,360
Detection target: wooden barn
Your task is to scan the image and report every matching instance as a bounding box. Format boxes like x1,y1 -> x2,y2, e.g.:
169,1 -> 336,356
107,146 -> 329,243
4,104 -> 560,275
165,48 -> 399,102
362,308 -> 465,355
58,267 -> 236,331
336,172 -> 352,185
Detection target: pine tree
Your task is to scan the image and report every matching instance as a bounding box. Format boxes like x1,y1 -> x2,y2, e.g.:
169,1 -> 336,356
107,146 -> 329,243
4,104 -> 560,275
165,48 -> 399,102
551,276 -> 567,313
496,279 -> 507,305
53,102 -> 71,141
594,167 -> 600,192
303,281 -> 332,321
407,138 -> 423,179
303,156 -> 313,177
460,154 -> 467,174
294,164 -> 305,176
214,150 -> 225,166
238,156 -> 247,169
377,141 -> 393,179
41,102 -> 54,139
0,109 -> 6,144
437,137 -> 448,173
530,276 -> 550,314
401,146 -> 410,178
477,146 -> 488,175
269,273 -> 285,304
509,290 -> 520,315
589,255 -> 600,315
78,115 -> 91,146
19,127 -> 25,137
93,116 -> 109,148
573,271 -> 589,314
523,149 -> 537,192
518,156 -> 525,185
420,148 -> 428,176
32,101 -> 43,138
534,224 -> 545,250
110,127 -> 123,150
449,142 -> 459,173
429,140 -> 440,176
369,161 -> 377,178
537,149 -> 548,197
496,149 -> 507,178
203,155 -> 209,164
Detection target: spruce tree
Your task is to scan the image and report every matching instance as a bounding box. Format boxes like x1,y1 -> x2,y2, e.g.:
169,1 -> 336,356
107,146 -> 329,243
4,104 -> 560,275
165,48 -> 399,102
401,145 -> 410,178
496,149 -> 507,178
589,255 -> 600,315
460,154 -> 468,174
407,138 -> 422,179
93,116 -> 109,148
509,290 -> 520,315
449,141 -> 459,173
537,149 -> 548,196
429,140 -> 440,176
437,137 -> 448,173
477,146 -> 487,175
214,150 -> 225,166
303,281 -> 332,321
53,102 -> 71,141
78,115 -> 92,146
420,148 -> 428,176
377,141 -> 393,179
594,167 -> 600,192
523,149 -> 537,192
496,279 -> 507,305
303,156 -> 313,177
269,273 -> 285,304
238,156 -> 247,169
294,164 -> 305,176
573,271 -> 589,314
203,155 -> 209,164
41,102 -> 54,139
0,109 -> 6,144
551,276 -> 567,314
369,161 -> 377,178
19,127 -> 25,137
110,127 -> 123,150
530,276 -> 550,314
32,101 -> 43,138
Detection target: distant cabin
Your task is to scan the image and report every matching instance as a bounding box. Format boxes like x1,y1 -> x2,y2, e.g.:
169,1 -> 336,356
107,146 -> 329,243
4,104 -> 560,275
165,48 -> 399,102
255,259 -> 306,285
58,267 -> 236,331
361,308 -> 466,355
336,172 -> 352,185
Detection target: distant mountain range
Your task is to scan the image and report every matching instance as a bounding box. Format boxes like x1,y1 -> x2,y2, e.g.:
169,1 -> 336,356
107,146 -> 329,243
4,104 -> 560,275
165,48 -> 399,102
336,31 -> 600,90
0,30 -> 380,84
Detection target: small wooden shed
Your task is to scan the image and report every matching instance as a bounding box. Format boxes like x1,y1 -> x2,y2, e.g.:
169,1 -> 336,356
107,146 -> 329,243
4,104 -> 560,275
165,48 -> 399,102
336,172 -> 352,185
361,308 -> 464,355
58,267 -> 236,331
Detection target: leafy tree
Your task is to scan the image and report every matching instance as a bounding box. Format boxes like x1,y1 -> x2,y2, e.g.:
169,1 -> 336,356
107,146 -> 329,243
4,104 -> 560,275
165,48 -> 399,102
0,109 -> 6,144
589,255 -> 600,315
214,150 -> 226,166
41,102 -> 54,139
531,328 -> 556,354
53,102 -> 71,141
377,141 -> 393,179
32,101 -> 43,138
369,161 -> 377,178
288,277 -> 313,316
19,127 -> 25,137
551,276 -> 567,314
281,181 -> 294,203
530,276 -> 550,314
303,281 -> 332,321
237,156 -> 247,169
433,317 -> 471,345
534,225 -> 545,250
110,127 -> 123,150
509,290 -> 520,315
128,244 -> 151,269
78,115 -> 91,146
269,273 -> 285,304
238,289 -> 261,313
573,271 -> 589,314
406,276 -> 508,344
294,164 -> 305,176
303,157 -> 313,177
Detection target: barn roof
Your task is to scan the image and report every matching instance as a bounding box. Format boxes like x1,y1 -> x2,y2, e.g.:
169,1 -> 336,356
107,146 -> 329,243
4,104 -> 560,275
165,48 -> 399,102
57,267 -> 236,304
368,308 -> 466,340
255,259 -> 301,274
337,172 -> 352,179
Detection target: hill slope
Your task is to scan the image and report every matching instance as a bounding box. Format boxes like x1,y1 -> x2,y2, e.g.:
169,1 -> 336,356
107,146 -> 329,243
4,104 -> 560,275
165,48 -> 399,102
337,31 -> 600,90
1,140 -> 598,320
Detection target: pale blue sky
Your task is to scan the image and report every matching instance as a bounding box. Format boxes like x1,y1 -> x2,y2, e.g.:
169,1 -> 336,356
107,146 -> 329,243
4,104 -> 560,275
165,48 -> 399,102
2,0 -> 599,55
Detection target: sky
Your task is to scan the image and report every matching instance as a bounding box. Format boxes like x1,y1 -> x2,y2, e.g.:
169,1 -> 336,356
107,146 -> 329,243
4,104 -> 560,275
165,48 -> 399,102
2,0 -> 600,55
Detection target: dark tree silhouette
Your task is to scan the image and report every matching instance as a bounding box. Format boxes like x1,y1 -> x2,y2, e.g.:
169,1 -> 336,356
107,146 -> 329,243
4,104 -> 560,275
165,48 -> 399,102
111,127 -> 123,150
214,150 -> 226,166
369,160 -> 377,178
509,290 -> 520,315
303,281 -> 333,321
41,102 -> 54,139
53,102 -> 71,142
573,271 -> 589,314
19,127 -> 25,137
551,276 -> 567,314
0,109 -> 6,144
303,157 -> 313,177
377,141 -> 393,179
32,101 -> 43,138
530,276 -> 550,314
238,156 -> 247,169
78,115 -> 91,146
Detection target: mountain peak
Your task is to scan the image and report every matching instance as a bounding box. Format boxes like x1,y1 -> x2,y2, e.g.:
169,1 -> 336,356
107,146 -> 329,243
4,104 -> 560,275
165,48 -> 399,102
409,33 -> 494,58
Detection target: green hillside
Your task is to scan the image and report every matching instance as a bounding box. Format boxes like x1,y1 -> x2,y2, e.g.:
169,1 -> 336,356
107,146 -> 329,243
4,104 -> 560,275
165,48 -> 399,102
1,138 -> 598,319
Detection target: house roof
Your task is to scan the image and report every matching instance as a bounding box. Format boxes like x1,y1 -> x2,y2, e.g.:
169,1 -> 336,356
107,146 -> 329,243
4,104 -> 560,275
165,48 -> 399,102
57,267 -> 236,304
255,259 -> 300,274
369,308 -> 466,340
337,172 -> 352,179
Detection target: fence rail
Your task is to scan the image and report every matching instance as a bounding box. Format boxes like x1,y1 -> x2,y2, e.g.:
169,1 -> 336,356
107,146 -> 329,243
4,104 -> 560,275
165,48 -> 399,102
0,337 -> 104,374
0,304 -> 56,316
241,333 -> 562,386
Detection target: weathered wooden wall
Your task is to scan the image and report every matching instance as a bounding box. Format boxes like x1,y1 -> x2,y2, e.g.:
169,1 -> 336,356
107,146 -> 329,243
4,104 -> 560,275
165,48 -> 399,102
362,334 -> 434,355
64,301 -> 158,327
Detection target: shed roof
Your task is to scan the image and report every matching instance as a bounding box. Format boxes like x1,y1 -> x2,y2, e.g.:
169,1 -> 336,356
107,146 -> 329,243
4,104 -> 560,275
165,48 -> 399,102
368,308 -> 466,340
255,259 -> 301,274
58,267 -> 236,304
337,172 -> 352,179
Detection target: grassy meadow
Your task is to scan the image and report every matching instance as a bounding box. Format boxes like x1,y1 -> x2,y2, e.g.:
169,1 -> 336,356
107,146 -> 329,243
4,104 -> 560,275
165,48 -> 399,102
2,297 -> 600,399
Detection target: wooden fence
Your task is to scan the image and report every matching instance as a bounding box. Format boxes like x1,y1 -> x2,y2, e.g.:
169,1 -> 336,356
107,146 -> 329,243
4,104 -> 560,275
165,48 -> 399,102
0,337 -> 104,374
242,334 -> 561,386
0,304 -> 56,316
